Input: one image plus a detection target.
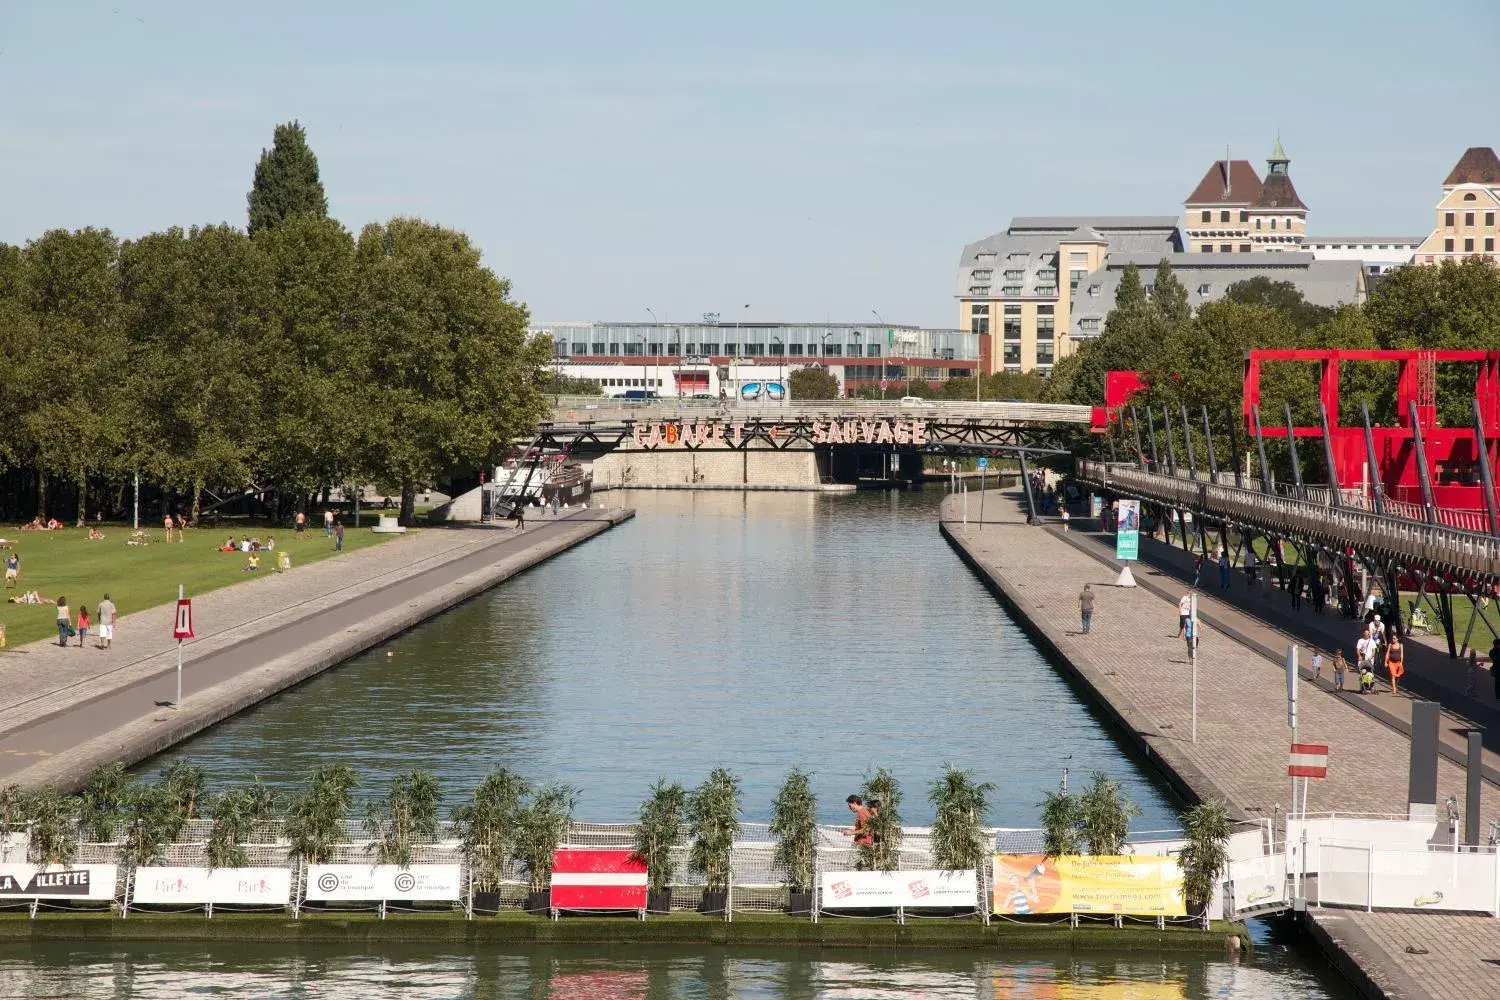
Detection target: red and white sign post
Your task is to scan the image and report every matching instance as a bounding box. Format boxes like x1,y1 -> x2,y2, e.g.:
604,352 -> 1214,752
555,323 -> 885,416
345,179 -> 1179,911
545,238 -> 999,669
172,586 -> 194,709
549,850 -> 647,920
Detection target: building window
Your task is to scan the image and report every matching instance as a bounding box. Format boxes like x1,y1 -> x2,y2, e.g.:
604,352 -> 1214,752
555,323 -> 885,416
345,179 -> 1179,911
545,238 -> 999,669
975,251 -> 996,261
1465,239 -> 1475,252
571,341 -> 588,355
1445,239 -> 1455,252
1466,213 -> 1475,227
1487,238 -> 1496,252
1070,268 -> 1086,290
970,316 -> 989,335
1239,211 -> 1249,223
767,342 -> 784,356
788,343 -> 803,356
1197,283 -> 1211,295
665,342 -> 680,356
1035,285 -> 1056,296
923,367 -> 942,380
1036,268 -> 1057,282
1270,219 -> 1277,230
609,343 -> 622,355
1001,286 -> 1022,295
1004,269 -> 1024,280
1037,304 -> 1053,315
1220,244 -> 1232,253
1037,316 -> 1054,336
1219,210 -> 1230,223
1255,219 -> 1262,230
700,342 -> 719,355
1487,212 -> 1496,227
972,303 -> 990,315
972,268 -> 993,280
1446,212 -> 1455,227
1239,244 -> 1251,253
822,344 -> 840,357
1465,193 -> 1478,201
1035,340 -> 1054,366
867,344 -> 881,357
722,342 -> 738,355
1197,210 -> 1209,223
1002,343 -> 1021,365
1079,317 -> 1100,332
743,343 -> 764,356
1069,251 -> 1088,262
1004,304 -> 1021,315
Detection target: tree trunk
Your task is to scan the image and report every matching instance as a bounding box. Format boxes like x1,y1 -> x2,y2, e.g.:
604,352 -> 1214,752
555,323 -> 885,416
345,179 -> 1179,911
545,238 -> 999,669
400,475 -> 417,527
76,474 -> 86,527
191,476 -> 203,526
36,471 -> 46,522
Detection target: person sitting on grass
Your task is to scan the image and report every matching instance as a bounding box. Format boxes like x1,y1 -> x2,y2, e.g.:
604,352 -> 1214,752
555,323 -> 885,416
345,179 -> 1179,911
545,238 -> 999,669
46,518 -> 62,531
21,518 -> 42,532
219,537 -> 237,552
265,536 -> 275,551
7,590 -> 53,605
244,551 -> 260,572
87,526 -> 104,540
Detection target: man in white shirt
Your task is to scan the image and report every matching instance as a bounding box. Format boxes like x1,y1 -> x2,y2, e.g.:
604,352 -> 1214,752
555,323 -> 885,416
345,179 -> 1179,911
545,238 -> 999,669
1177,594 -> 1193,637
96,593 -> 117,649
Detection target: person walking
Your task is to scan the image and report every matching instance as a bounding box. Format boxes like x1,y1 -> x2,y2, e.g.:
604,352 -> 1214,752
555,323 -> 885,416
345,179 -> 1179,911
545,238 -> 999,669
1192,554 -> 1204,589
76,605 -> 89,648
97,593 -> 116,650
324,509 -> 335,537
1333,650 -> 1347,691
333,518 -> 345,552
1218,550 -> 1230,589
1183,614 -> 1197,659
1060,507 -> 1070,532
162,513 -> 175,543
1386,634 -> 1405,696
295,511 -> 306,539
1176,594 -> 1192,638
1311,648 -> 1323,682
1467,648 -> 1480,697
1078,584 -> 1095,635
1290,569 -> 1304,610
55,597 -> 71,647
1244,549 -> 1257,589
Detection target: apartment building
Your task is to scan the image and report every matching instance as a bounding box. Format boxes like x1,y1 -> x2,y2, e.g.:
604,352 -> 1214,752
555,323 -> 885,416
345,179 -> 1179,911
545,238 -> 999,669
1183,141 -> 1308,253
1413,146 -> 1500,265
955,217 -> 1181,374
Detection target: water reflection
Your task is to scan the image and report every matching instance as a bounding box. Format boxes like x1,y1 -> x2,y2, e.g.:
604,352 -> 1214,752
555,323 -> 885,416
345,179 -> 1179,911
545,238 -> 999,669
1,942 -> 1356,999
147,488 -> 1179,826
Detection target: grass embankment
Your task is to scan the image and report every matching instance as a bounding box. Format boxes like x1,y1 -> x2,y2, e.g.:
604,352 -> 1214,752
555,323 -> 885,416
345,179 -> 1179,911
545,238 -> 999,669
0,910 -> 1249,952
0,523 -> 400,648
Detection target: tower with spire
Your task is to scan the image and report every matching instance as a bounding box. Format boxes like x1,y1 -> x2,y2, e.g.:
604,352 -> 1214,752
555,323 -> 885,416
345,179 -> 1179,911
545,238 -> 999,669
1247,136 -> 1308,251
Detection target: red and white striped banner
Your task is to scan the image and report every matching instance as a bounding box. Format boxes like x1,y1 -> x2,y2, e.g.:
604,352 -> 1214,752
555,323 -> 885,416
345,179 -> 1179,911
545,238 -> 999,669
1288,742 -> 1330,778
550,850 -> 647,911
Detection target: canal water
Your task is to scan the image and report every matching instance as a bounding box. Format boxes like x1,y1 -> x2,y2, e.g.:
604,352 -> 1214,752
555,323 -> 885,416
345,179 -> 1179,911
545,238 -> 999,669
122,488 -> 1356,999
149,489 -> 1176,827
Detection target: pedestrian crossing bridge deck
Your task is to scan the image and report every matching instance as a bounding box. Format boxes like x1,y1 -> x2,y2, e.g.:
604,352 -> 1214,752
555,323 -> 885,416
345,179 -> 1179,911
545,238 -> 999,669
1075,459 -> 1500,586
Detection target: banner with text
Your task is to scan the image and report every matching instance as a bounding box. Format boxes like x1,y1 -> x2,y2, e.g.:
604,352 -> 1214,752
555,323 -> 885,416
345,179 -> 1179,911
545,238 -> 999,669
992,855 -> 1184,916
131,867 -> 292,906
1115,500 -> 1140,560
820,869 -> 978,909
305,864 -> 464,902
0,864 -> 117,900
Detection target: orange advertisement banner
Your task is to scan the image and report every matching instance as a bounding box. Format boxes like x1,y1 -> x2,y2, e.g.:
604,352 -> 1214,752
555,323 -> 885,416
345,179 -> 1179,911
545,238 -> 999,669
991,855 -> 1185,916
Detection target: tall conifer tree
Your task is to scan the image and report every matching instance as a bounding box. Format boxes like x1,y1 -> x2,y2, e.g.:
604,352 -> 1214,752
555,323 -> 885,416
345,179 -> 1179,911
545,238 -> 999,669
246,121 -> 329,235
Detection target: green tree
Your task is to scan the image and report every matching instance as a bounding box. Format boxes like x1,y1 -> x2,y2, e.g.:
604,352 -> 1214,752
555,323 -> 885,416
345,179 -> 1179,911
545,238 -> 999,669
1078,773 -> 1140,856
1178,798 -> 1232,920
859,767 -> 903,872
78,762 -> 135,843
633,779 -> 686,899
286,763 -> 359,864
1225,276 -> 1335,332
514,783 -> 577,895
352,218 -> 551,524
247,120 -> 329,236
928,765 -> 993,871
686,768 -> 741,894
768,768 -> 817,895
1058,262 -> 1168,406
1039,788 -> 1082,858
451,769 -> 531,893
366,769 -> 442,868
1152,257 -> 1190,329
789,365 -> 839,400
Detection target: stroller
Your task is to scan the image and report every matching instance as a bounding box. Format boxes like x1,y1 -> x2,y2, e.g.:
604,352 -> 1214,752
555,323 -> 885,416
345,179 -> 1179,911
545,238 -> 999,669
1359,665 -> 1377,694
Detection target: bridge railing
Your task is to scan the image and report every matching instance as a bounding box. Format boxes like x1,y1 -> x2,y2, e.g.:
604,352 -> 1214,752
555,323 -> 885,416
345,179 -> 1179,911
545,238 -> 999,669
1077,459 -> 1500,578
548,397 -> 1093,426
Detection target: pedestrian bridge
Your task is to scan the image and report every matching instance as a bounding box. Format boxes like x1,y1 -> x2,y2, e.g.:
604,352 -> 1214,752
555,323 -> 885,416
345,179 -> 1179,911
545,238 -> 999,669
547,396 -> 1092,429
1074,459 -> 1500,587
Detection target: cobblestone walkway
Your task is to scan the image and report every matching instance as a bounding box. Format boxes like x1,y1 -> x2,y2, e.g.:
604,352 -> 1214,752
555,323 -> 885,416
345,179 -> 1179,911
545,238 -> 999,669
942,491 -> 1500,1000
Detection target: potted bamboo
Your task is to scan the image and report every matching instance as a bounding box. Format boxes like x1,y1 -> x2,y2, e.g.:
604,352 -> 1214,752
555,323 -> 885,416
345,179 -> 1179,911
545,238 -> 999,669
451,769 -> 530,916
21,789 -> 78,868
287,764 -> 360,867
859,768 -> 902,872
1178,798 -> 1231,927
514,784 -> 576,915
769,767 -> 816,915
206,781 -> 280,871
78,762 -> 134,844
365,770 -> 441,908
1039,786 -> 1083,858
632,779 -> 684,914
687,768 -> 740,915
1079,772 -> 1140,855
929,765 -> 994,872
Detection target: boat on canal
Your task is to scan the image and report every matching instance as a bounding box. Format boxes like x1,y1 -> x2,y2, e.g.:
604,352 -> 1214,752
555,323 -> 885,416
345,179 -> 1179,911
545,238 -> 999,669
486,447 -> 593,517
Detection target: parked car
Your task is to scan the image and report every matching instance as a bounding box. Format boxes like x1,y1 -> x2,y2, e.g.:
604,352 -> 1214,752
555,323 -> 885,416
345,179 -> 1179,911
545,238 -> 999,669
899,396 -> 936,408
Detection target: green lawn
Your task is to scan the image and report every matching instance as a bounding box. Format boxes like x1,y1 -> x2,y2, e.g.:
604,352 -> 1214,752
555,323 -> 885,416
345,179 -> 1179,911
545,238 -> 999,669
0,522 -> 401,649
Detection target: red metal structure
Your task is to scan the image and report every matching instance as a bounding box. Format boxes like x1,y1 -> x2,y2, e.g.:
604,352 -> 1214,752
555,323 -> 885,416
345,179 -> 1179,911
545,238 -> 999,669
1242,349 -> 1500,514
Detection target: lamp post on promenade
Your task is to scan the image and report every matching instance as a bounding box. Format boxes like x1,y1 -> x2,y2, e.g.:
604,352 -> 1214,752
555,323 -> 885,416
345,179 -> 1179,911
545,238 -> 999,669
771,336 -> 784,401
645,308 -> 662,397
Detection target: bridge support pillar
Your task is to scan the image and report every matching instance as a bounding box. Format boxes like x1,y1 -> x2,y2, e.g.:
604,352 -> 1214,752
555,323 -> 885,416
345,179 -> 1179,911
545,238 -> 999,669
898,452 -> 923,483
1017,453 -> 1040,525
1408,701 -> 1440,822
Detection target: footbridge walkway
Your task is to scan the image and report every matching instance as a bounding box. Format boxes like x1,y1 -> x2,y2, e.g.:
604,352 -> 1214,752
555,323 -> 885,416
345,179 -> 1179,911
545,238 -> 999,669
1075,459 -> 1500,588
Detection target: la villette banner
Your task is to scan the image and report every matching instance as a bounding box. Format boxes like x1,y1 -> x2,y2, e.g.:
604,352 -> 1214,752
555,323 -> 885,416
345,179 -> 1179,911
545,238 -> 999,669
0,864 -> 118,900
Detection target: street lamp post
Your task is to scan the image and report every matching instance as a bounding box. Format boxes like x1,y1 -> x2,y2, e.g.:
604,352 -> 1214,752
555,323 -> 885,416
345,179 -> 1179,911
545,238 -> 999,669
645,309 -> 659,398
771,336 -> 784,401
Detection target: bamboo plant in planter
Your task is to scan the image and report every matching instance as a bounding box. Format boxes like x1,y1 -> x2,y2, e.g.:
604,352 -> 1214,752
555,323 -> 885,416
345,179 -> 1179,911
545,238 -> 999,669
514,783 -> 576,914
20,789 -> 77,867
633,779 -> 685,914
859,768 -> 902,872
769,767 -> 816,915
1178,798 -> 1231,927
366,770 -> 442,909
287,764 -> 360,867
206,781 -> 280,871
687,768 -> 740,916
1039,786 -> 1083,858
451,769 -> 530,916
929,765 -> 994,874
1079,772 -> 1140,856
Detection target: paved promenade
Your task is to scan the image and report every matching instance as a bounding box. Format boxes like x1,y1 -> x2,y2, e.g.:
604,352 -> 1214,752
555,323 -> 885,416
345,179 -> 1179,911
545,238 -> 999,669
0,505 -> 633,790
941,491 -> 1500,1000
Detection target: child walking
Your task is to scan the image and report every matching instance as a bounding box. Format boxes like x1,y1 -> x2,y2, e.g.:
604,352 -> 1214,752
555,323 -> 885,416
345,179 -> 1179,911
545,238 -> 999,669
77,605 -> 89,648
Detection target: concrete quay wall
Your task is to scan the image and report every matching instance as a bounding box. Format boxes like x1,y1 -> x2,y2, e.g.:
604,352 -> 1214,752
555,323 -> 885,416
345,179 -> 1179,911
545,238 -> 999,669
588,445 -> 819,490
8,509 -> 633,791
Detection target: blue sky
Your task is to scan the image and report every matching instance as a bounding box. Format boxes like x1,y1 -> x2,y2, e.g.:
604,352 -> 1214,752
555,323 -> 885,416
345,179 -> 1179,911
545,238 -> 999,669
3,1 -> 1497,327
